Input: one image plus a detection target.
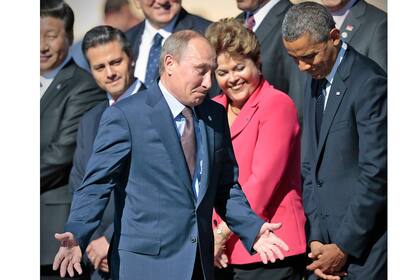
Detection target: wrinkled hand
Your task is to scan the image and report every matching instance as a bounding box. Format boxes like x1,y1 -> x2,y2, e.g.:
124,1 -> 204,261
307,242 -> 348,280
86,236 -> 110,271
252,223 -> 289,264
52,232 -> 83,278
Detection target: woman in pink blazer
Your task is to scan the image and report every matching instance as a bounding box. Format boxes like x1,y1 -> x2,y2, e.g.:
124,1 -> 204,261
206,18 -> 306,280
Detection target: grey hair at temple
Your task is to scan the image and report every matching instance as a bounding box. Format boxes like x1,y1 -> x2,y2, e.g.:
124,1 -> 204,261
159,30 -> 207,75
282,2 -> 336,43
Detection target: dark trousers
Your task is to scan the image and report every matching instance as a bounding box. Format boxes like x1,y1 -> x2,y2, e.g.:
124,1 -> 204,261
215,254 -> 305,280
192,247 -> 204,280
41,264 -> 91,280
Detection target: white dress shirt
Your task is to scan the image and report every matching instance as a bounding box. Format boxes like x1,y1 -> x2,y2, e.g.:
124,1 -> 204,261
324,42 -> 347,110
250,0 -> 281,32
134,16 -> 178,83
107,79 -> 142,106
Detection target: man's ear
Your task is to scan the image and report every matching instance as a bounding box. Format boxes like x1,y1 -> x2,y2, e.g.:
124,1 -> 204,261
163,54 -> 176,76
330,28 -> 341,46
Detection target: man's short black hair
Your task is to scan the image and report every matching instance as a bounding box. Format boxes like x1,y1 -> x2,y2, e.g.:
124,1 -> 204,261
41,0 -> 74,38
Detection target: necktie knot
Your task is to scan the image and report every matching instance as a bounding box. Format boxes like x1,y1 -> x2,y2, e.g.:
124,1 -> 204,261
153,33 -> 163,46
317,78 -> 328,97
245,12 -> 256,30
182,106 -> 193,120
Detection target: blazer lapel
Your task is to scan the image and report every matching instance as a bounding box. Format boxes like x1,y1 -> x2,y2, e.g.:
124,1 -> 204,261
340,0 -> 365,43
146,84 -> 194,197
255,1 -> 290,43
309,79 -> 320,150
195,102 -> 215,206
40,60 -> 75,114
316,49 -> 353,164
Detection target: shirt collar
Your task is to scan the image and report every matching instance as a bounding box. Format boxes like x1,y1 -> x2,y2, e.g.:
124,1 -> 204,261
108,79 -> 142,106
251,0 -> 280,30
158,80 -> 186,119
325,42 -> 347,85
144,13 -> 179,42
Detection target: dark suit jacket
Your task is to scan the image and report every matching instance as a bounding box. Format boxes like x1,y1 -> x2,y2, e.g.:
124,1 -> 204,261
237,0 -> 309,124
65,83 -> 265,280
40,59 -> 106,265
339,0 -> 387,71
302,46 -> 387,278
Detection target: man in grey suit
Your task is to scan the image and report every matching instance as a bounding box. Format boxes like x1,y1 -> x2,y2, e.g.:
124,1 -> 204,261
283,2 -> 387,279
40,0 -> 106,278
236,0 -> 308,124
53,30 -> 290,280
321,0 -> 387,71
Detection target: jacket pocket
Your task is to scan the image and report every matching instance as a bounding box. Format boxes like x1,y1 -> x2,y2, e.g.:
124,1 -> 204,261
118,235 -> 160,256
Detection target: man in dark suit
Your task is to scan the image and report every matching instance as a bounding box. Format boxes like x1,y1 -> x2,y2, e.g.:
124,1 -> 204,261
69,25 -> 145,279
236,0 -> 308,123
282,2 -> 386,279
321,0 -> 387,72
125,0 -> 210,87
40,1 -> 106,278
53,30 -> 290,280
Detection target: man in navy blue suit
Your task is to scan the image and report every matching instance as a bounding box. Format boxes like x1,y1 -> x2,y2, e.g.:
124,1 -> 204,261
282,3 -> 387,279
69,25 -> 145,279
53,30 -> 290,280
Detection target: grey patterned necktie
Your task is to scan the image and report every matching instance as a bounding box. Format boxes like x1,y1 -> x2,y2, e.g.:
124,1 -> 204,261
181,107 -> 196,179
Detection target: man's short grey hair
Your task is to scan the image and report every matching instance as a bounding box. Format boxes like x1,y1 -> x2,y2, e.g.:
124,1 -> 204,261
159,30 -> 207,75
282,2 -> 336,43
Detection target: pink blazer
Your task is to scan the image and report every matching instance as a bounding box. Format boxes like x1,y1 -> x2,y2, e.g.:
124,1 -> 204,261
213,80 -> 306,264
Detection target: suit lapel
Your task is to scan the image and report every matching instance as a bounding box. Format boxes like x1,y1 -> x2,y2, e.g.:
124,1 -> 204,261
132,23 -> 146,61
340,0 -> 365,43
146,84 -> 194,197
195,102 -> 215,206
315,49 -> 353,164
173,9 -> 194,32
309,79 -> 320,150
40,60 -> 75,114
255,0 -> 291,44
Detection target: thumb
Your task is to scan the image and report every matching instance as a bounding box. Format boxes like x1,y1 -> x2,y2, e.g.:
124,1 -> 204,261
260,222 -> 282,234
55,232 -> 73,241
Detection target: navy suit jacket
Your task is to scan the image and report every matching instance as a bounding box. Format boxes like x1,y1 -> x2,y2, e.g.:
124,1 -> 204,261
65,83 -> 264,280
302,46 -> 387,278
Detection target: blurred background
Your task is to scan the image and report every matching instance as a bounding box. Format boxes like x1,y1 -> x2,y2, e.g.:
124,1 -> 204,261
66,0 -> 387,41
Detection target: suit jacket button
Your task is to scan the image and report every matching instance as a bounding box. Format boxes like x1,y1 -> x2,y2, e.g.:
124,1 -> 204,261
191,237 -> 197,243
317,180 -> 323,188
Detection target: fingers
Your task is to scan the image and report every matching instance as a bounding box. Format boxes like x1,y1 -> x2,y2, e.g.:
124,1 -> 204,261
260,222 -> 282,234
99,259 -> 109,272
314,268 -> 341,280
270,234 -> 289,252
52,249 -> 65,271
220,253 -> 228,268
60,254 -> 70,278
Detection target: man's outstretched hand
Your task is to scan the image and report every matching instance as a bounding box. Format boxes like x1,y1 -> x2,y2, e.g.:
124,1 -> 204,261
253,222 -> 289,264
52,232 -> 83,278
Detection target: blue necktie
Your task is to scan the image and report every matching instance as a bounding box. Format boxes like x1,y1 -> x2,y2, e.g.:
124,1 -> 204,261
145,33 -> 163,88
